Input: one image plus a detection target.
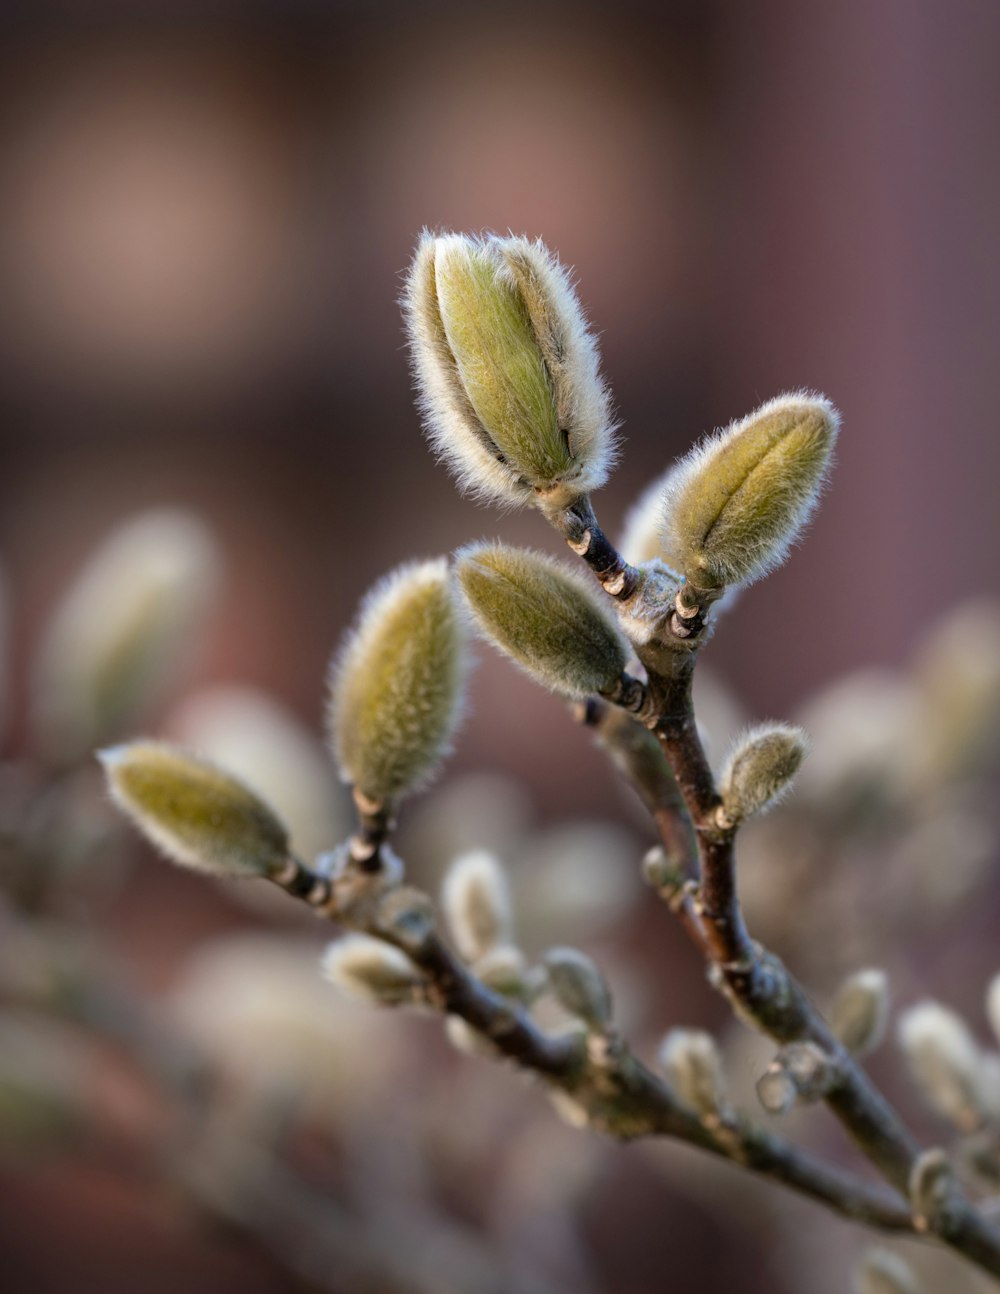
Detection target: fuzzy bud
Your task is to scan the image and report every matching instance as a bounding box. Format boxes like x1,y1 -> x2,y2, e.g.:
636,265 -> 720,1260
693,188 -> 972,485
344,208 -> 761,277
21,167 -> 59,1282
472,945 -> 529,999
543,947 -> 613,1031
659,393 -> 838,595
898,1001 -> 987,1131
909,1148 -> 954,1229
658,1029 -> 727,1120
99,741 -> 290,878
854,1249 -> 921,1294
404,231 -> 615,509
756,1042 -> 837,1115
328,560 -> 467,805
831,968 -> 891,1057
987,974 -> 1000,1048
718,722 -> 808,827
321,935 -> 423,1006
441,850 -> 514,963
457,543 -> 627,699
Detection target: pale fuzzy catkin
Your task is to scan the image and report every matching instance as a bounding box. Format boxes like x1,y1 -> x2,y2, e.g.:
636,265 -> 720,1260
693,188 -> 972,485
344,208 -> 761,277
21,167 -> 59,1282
658,391 -> 840,590
441,850 -> 514,963
98,741 -> 290,878
831,968 -> 891,1057
403,230 -> 616,508
543,947 -> 613,1029
328,559 -> 468,804
456,542 -> 627,699
854,1248 -> 922,1294
719,722 -> 809,825
657,1028 -> 727,1119
321,935 -> 423,1006
897,1001 -> 987,1129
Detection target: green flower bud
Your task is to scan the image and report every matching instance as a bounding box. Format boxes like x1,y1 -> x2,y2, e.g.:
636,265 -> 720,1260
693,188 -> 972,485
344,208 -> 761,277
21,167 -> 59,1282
659,393 -> 839,593
855,1249 -> 922,1294
456,543 -> 627,699
321,935 -> 423,1006
441,850 -> 514,963
831,968 -> 890,1057
658,1028 -> 727,1121
99,741 -> 290,878
403,231 -> 615,509
328,560 -> 467,805
718,722 -> 808,827
543,946 -> 613,1030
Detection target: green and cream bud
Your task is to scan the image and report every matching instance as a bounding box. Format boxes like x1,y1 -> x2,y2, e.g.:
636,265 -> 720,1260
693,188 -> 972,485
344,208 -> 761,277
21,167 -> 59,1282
658,1029 -> 727,1121
328,559 -> 467,805
543,947 -> 613,1030
457,543 -> 628,699
718,722 -> 808,827
321,935 -> 423,1006
831,968 -> 890,1057
403,231 -> 616,509
99,741 -> 290,878
441,850 -> 514,963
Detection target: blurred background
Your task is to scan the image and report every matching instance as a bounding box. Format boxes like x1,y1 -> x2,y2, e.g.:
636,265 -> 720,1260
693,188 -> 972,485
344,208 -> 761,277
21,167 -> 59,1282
2,1 -> 1000,1291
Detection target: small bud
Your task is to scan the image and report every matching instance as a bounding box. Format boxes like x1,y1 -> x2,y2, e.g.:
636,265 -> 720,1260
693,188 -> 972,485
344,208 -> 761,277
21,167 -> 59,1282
33,510 -> 220,761
831,969 -> 891,1057
659,393 -> 839,594
99,741 -> 290,878
658,1029 -> 727,1120
441,850 -> 514,963
321,935 -> 423,1006
756,1042 -> 837,1114
328,560 -> 467,805
472,945 -> 529,999
909,1147 -> 954,1229
718,722 -> 808,827
444,1014 -> 495,1058
987,974 -> 1000,1047
403,231 -> 615,509
854,1249 -> 922,1294
898,1001 -> 987,1131
457,543 -> 627,699
543,947 -> 613,1031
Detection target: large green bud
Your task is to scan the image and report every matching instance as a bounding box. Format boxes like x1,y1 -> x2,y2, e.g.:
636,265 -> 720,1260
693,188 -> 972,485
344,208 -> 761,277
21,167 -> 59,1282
404,231 -> 616,509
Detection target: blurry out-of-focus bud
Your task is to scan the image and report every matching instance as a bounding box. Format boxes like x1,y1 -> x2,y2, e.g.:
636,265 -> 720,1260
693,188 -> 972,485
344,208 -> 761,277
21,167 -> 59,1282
0,564 -> 8,746
321,934 -> 423,1006
328,560 -> 467,806
854,1248 -> 922,1294
898,1001 -> 987,1131
32,510 -> 220,762
659,394 -> 838,600
404,231 -> 615,510
987,974 -> 1000,1048
909,1148 -> 954,1229
658,1029 -> 727,1121
170,687 -> 351,866
756,1042 -> 836,1114
99,741 -> 289,878
718,722 -> 808,828
444,1014 -> 495,1058
517,821 -> 639,946
441,850 -> 514,963
831,968 -> 890,1057
472,944 -> 529,998
457,543 -> 627,699
543,947 -> 613,1031
619,470 -> 675,567
910,598 -> 1000,784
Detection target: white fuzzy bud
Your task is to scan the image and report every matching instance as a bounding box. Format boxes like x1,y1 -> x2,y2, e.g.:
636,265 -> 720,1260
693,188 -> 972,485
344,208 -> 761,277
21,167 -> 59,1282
543,947 -> 613,1030
441,850 -> 514,963
898,1001 -> 987,1131
831,969 -> 891,1057
658,1029 -> 727,1120
321,935 -> 423,1006
854,1249 -> 922,1294
986,973 -> 1000,1049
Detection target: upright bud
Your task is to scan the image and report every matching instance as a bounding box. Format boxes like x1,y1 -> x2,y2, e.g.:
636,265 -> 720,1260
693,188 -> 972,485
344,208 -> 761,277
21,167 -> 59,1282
328,560 -> 467,805
321,935 -> 423,1006
854,1249 -> 921,1294
718,722 -> 808,828
658,393 -> 838,597
987,973 -> 1000,1047
403,231 -> 615,509
657,1029 -> 727,1121
441,850 -> 514,963
543,947 -> 613,1031
831,968 -> 890,1057
457,543 -> 628,699
898,1001 -> 987,1131
33,510 -> 219,762
99,741 -> 290,878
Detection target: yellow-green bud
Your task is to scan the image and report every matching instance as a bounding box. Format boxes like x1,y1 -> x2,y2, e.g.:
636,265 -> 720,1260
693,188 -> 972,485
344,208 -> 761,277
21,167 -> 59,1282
855,1249 -> 922,1294
657,1028 -> 727,1120
321,935 -> 423,1006
328,560 -> 467,805
543,946 -> 613,1030
659,393 -> 839,593
98,741 -> 290,878
831,968 -> 890,1057
718,722 -> 808,827
403,231 -> 615,509
456,543 -> 628,699
441,850 -> 514,963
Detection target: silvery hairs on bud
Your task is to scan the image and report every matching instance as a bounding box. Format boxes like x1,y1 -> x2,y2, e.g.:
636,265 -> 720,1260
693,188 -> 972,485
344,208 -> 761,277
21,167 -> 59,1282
99,741 -> 290,879
543,947 -> 613,1031
328,559 -> 468,805
657,1029 -> 727,1121
441,850 -> 514,963
403,231 -> 616,509
718,722 -> 809,827
321,935 -> 423,1006
831,969 -> 891,1057
897,1001 -> 988,1131
658,392 -> 839,593
456,543 -> 628,699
